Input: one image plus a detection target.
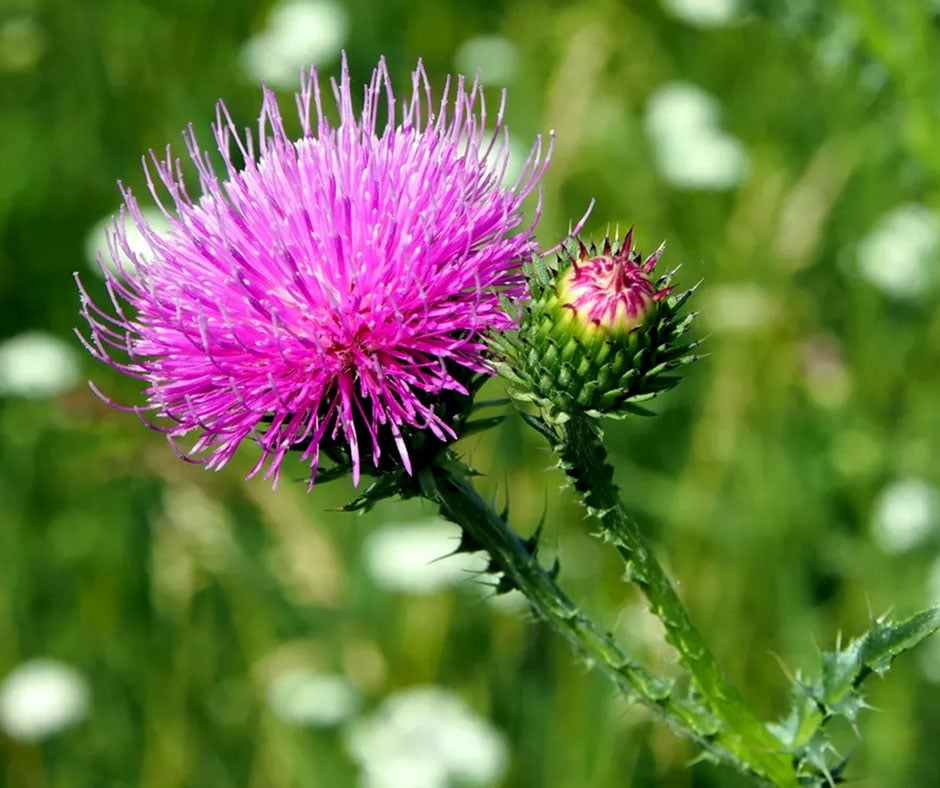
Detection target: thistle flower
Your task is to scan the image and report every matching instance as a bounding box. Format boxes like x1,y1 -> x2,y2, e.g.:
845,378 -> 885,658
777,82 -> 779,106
493,230 -> 700,422
76,55 -> 550,486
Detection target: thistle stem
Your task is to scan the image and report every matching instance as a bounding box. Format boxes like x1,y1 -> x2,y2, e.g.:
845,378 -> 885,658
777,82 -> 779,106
421,459 -> 752,775
555,414 -> 797,786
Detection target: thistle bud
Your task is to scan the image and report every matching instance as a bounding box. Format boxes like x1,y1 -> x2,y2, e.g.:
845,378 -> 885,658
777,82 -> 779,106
494,229 -> 700,423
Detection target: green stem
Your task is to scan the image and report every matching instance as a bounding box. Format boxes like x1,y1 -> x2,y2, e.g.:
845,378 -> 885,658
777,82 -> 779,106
556,414 -> 797,786
421,459 -> 751,774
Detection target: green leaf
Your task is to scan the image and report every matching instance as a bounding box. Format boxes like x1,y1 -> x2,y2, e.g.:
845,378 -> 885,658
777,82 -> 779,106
819,606 -> 940,708
858,606 -> 940,677
778,606 -> 940,783
461,415 -> 506,436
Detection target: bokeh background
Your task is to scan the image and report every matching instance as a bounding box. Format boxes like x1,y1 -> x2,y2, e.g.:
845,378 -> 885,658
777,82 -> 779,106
3,0 -> 940,786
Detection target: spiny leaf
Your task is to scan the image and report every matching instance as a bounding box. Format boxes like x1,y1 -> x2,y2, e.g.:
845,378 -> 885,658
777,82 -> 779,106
774,605 -> 940,784
858,606 -> 940,675
818,606 -> 940,708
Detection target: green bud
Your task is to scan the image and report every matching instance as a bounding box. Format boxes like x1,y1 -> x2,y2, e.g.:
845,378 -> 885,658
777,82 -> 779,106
493,229 -> 700,423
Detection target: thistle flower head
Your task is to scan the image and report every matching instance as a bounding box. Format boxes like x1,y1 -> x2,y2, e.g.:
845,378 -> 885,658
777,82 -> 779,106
492,229 -> 700,423
558,230 -> 669,337
76,55 -> 551,487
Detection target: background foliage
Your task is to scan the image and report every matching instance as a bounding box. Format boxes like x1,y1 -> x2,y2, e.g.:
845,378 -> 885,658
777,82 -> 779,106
3,0 -> 940,785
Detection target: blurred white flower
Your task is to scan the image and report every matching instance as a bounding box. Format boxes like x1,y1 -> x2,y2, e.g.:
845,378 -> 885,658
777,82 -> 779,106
84,207 -> 172,277
644,82 -> 748,190
0,331 -> 80,398
267,671 -> 359,727
454,35 -> 519,85
0,659 -> 90,741
647,83 -> 715,138
346,686 -> 507,788
363,520 -> 488,594
857,204 -> 940,300
240,0 -> 347,89
871,478 -> 940,553
661,0 -> 739,28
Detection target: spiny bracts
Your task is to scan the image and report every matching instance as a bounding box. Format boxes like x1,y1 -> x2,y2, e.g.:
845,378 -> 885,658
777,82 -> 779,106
493,229 -> 701,423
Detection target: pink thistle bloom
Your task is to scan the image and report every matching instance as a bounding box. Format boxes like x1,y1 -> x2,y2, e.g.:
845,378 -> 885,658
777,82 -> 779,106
76,55 -> 551,487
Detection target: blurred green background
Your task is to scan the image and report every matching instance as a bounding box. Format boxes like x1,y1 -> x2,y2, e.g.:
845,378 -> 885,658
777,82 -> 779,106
3,0 -> 940,786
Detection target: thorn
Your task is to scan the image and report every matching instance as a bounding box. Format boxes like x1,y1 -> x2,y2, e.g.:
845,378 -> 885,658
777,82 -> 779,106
576,238 -> 588,263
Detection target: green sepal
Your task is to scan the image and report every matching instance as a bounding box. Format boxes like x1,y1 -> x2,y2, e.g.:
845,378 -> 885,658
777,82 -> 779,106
334,472 -> 410,513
